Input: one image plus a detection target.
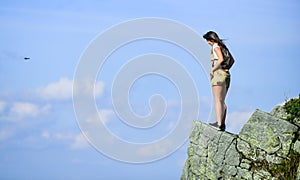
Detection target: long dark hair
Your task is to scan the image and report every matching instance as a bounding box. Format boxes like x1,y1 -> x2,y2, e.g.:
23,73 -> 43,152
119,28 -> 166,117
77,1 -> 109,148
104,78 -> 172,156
203,31 -> 228,50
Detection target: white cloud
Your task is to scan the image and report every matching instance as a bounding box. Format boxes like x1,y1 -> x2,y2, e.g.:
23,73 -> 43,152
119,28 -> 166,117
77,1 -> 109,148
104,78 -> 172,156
226,110 -> 254,134
53,132 -> 73,141
70,133 -> 90,150
84,109 -> 114,126
40,131 -> 90,150
0,102 -> 51,121
41,131 -> 73,142
10,102 -> 40,118
73,77 -> 105,98
136,140 -> 173,157
9,102 -> 51,120
37,78 -> 73,100
37,77 -> 105,100
98,109 -> 114,124
94,81 -> 105,97
41,131 -> 50,139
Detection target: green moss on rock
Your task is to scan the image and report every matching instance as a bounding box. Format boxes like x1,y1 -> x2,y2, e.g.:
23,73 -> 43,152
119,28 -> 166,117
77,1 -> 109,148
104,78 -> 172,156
181,106 -> 300,179
284,94 -> 300,123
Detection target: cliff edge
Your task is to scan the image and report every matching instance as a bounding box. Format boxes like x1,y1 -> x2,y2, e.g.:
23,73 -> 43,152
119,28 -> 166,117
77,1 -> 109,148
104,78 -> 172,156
181,106 -> 300,179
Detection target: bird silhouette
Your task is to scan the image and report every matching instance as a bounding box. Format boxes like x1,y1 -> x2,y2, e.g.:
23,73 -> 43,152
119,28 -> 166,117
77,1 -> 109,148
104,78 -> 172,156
24,57 -> 30,60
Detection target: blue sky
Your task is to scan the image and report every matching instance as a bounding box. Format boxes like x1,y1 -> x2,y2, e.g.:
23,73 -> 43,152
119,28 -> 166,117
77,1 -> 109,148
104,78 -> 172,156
0,0 -> 300,179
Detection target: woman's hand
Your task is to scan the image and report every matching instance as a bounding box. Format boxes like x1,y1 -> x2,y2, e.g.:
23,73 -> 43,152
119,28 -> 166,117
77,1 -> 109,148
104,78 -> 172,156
210,70 -> 214,80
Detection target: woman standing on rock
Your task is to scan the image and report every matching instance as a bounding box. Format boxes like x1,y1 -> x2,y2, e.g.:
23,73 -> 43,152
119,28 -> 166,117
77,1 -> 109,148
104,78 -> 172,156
203,31 -> 234,131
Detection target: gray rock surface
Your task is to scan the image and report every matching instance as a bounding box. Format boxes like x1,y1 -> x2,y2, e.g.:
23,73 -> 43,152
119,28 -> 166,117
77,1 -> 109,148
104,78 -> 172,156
181,108 -> 300,180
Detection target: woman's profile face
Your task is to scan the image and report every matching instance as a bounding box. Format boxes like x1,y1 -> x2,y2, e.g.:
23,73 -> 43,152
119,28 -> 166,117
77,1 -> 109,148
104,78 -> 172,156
206,39 -> 214,46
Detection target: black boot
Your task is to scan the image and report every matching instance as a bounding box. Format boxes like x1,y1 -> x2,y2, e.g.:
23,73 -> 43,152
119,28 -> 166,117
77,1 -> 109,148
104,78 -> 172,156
209,122 -> 226,131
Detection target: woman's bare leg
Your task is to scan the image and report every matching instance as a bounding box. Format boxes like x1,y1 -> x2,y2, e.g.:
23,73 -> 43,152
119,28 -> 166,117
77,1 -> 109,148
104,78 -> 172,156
222,104 -> 227,125
212,85 -> 227,126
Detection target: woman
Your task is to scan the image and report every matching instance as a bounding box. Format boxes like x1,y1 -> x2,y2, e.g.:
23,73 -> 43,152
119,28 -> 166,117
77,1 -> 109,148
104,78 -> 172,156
203,31 -> 234,131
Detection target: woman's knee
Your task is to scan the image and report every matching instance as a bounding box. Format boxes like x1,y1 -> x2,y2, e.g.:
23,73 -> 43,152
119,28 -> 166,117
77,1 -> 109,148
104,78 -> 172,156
214,98 -> 225,104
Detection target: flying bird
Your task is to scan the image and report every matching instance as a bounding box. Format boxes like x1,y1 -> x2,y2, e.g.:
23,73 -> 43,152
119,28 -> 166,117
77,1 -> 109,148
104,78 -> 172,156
24,57 -> 30,60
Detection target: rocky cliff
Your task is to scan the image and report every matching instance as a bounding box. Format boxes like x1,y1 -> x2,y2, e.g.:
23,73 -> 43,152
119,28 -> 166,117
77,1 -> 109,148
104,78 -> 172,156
181,106 -> 300,179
